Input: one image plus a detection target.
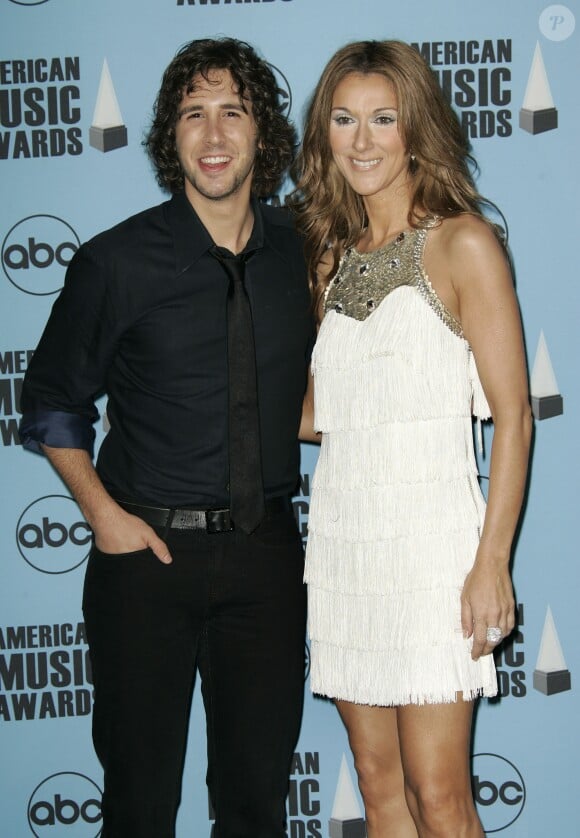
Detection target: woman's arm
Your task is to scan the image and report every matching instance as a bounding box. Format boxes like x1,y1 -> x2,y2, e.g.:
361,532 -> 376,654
298,250 -> 335,445
298,365 -> 320,443
437,215 -> 533,660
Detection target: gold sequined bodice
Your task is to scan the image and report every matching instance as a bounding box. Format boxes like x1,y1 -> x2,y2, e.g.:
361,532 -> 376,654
324,223 -> 462,338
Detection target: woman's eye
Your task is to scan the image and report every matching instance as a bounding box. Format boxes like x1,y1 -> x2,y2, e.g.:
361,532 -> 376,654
333,115 -> 354,126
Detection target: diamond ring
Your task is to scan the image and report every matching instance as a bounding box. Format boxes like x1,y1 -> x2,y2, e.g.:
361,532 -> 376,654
486,626 -> 502,644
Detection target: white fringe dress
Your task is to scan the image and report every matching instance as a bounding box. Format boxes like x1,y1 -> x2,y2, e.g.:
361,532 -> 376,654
305,224 -> 498,706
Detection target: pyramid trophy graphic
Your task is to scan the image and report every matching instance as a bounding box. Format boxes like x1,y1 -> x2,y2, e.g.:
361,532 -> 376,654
90,59 -> 128,152
530,331 -> 563,420
329,754 -> 366,838
533,605 -> 571,695
519,42 -> 558,135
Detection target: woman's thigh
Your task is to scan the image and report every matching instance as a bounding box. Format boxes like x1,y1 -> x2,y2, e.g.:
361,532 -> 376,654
397,698 -> 474,791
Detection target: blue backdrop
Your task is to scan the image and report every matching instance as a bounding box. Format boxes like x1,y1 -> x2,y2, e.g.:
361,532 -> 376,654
1,1 -> 579,835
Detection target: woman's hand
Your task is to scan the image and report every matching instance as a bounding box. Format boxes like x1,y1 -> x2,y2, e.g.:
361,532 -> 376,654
460,551 -> 515,660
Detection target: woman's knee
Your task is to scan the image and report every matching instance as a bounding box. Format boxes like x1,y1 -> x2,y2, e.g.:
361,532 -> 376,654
352,749 -> 401,807
405,777 -> 475,831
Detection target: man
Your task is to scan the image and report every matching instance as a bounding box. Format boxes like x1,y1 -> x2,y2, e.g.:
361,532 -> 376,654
20,38 -> 313,838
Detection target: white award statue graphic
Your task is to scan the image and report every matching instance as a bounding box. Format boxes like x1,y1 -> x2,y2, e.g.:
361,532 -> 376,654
329,754 -> 365,838
519,42 -> 558,135
90,59 -> 128,152
533,605 -> 571,695
530,331 -> 563,420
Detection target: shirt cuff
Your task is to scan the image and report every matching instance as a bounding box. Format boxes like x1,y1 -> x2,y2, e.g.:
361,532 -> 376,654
19,409 -> 96,456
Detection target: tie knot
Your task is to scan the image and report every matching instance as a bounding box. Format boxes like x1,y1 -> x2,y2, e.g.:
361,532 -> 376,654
210,246 -> 246,283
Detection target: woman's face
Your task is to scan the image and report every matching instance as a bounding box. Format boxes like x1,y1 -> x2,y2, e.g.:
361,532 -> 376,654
328,72 -> 411,201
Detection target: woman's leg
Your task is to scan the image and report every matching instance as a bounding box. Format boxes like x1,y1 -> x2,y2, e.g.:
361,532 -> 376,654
336,700 -> 418,838
397,698 -> 483,838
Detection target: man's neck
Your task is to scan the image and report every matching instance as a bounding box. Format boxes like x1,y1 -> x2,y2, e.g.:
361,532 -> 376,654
185,184 -> 255,254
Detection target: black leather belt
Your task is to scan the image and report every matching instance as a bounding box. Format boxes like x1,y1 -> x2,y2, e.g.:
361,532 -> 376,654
116,496 -> 292,534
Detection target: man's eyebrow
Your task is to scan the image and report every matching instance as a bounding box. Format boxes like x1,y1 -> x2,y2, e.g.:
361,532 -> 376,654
178,102 -> 249,117
222,101 -> 249,113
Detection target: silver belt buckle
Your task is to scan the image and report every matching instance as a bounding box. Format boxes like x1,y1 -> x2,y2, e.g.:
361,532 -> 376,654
172,509 -> 205,529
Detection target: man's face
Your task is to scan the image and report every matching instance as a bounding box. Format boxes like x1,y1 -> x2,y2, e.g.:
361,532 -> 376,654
175,69 -> 259,205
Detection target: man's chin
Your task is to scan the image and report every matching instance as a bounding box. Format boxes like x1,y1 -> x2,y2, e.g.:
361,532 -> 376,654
184,170 -> 253,204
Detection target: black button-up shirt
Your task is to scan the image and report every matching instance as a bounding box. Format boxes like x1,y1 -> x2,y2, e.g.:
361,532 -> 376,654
20,192 -> 314,508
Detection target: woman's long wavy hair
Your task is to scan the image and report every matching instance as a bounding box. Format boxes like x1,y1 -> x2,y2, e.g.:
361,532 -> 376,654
145,38 -> 296,197
292,40 -> 502,313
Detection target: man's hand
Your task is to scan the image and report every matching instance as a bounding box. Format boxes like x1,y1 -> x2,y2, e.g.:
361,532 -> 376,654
42,445 -> 173,564
93,506 -> 172,564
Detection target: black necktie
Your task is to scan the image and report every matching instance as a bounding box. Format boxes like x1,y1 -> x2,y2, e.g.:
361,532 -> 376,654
211,247 -> 265,534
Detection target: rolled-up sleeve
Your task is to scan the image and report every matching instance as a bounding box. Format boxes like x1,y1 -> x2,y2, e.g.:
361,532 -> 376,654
20,243 -> 118,456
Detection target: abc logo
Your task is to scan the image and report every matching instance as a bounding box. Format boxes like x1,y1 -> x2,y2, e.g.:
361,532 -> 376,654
472,753 -> 525,832
28,772 -> 102,837
9,0 -> 51,6
2,214 -> 79,295
267,63 -> 292,118
17,495 -> 92,574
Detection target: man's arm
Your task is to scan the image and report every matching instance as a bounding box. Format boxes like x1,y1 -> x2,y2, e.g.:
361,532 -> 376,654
42,446 -> 172,563
21,243 -> 172,563
20,244 -> 114,453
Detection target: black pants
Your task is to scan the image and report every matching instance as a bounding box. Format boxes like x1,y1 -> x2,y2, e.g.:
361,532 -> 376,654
82,508 -> 306,838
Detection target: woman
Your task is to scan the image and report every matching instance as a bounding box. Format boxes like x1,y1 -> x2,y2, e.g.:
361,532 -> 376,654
295,41 -> 532,837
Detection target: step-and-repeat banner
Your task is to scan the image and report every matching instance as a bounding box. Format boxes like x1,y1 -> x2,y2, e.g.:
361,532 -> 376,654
1,1 -> 578,835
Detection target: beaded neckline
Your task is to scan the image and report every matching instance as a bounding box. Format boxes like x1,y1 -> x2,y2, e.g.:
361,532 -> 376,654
324,223 -> 463,338
351,229 -> 408,257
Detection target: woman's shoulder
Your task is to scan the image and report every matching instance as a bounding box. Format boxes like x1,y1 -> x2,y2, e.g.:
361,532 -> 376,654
432,212 -> 496,243
428,213 -> 504,267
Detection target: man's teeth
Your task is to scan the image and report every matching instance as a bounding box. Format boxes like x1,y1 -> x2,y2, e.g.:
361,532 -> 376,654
201,156 -> 229,164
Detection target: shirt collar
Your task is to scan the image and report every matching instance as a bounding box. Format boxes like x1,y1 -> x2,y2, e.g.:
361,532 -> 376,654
167,191 -> 265,275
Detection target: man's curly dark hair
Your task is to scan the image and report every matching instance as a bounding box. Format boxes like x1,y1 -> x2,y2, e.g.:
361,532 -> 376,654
144,38 -> 296,198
